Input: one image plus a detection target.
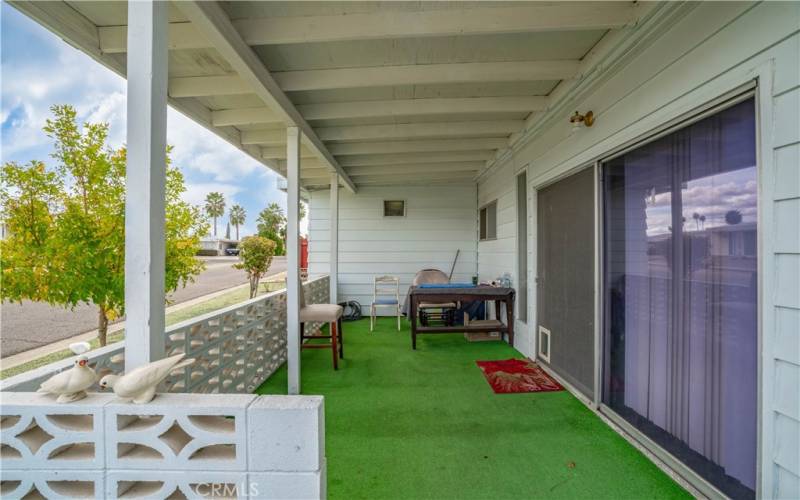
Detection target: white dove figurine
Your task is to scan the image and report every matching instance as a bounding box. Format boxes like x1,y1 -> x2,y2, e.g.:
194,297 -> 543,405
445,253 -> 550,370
38,355 -> 97,403
99,353 -> 194,404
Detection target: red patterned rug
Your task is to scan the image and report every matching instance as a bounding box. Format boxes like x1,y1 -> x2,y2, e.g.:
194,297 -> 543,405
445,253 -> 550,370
476,358 -> 564,394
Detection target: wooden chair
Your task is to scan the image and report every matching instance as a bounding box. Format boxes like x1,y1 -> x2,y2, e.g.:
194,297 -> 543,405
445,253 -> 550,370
371,275 -> 401,332
299,284 -> 344,369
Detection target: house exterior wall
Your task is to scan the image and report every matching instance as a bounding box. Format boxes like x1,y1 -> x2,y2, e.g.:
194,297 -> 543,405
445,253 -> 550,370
476,2 -> 799,497
308,185 -> 477,310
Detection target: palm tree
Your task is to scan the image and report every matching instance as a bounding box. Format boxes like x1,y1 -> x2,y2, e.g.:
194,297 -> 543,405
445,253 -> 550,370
204,192 -> 225,236
229,204 -> 246,240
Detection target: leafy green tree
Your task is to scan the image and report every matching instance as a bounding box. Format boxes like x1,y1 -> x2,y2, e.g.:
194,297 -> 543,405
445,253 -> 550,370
204,191 -> 225,236
256,202 -> 286,255
234,236 -> 276,298
229,204 -> 246,240
1,105 -> 207,346
257,202 -> 285,234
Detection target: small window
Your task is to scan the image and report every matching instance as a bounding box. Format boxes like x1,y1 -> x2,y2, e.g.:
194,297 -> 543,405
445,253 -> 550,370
479,201 -> 497,240
383,200 -> 405,217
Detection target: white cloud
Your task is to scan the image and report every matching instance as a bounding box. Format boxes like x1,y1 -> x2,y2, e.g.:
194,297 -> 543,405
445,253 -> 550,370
183,182 -> 244,208
166,109 -> 275,184
2,5 -> 287,244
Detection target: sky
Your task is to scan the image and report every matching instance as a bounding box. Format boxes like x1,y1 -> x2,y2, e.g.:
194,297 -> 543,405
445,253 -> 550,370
0,2 -> 299,238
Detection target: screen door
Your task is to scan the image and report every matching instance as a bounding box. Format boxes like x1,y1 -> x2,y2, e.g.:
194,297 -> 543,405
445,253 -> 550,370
536,167 -> 595,397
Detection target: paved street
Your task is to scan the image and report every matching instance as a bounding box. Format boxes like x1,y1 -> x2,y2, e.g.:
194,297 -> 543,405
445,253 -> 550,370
0,256 -> 286,358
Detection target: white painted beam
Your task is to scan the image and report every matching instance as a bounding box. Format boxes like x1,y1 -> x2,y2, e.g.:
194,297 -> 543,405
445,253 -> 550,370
168,75 -> 252,98
329,173 -> 339,305
124,0 -> 167,371
206,97 -> 545,125
317,121 -> 523,142
276,158 -> 326,170
261,145 -> 315,160
212,107 -> 284,127
348,171 -> 481,184
286,126 -> 301,395
170,61 -> 578,96
297,97 -> 547,121
300,170 -> 330,181
100,22 -> 205,53
272,61 -> 580,92
175,2 -> 357,193
99,3 -> 636,51
338,151 -> 494,167
242,129 -> 287,146
344,162 -> 485,176
327,138 -> 509,155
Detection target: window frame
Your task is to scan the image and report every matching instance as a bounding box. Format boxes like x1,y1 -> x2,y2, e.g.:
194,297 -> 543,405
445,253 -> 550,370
479,200 -> 498,241
382,199 -> 406,217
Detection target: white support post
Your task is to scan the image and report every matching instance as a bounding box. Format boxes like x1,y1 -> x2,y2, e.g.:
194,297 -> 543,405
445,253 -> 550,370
286,126 -> 302,395
329,174 -> 339,305
124,0 -> 167,371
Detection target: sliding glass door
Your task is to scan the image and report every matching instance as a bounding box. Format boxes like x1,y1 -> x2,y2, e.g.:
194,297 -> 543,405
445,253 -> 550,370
602,98 -> 757,499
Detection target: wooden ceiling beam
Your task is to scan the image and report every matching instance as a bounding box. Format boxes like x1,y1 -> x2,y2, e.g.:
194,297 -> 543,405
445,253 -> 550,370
344,162 -> 484,176
272,61 -> 580,92
175,2 -> 356,192
327,138 -> 509,155
99,3 -> 636,51
338,151 -> 494,167
317,121 -> 523,142
206,96 -> 546,125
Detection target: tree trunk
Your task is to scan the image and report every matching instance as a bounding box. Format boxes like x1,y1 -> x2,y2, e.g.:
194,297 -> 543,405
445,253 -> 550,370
235,225 -> 239,240
98,307 -> 109,347
249,276 -> 260,298
213,216 -> 218,236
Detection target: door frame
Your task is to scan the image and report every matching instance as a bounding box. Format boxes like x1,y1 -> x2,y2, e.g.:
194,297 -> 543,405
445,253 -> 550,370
527,62 -> 773,499
594,78 -> 769,499
513,166 -> 533,355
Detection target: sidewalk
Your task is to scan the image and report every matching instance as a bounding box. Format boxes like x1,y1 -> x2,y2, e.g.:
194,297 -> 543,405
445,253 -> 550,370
0,276 -> 287,371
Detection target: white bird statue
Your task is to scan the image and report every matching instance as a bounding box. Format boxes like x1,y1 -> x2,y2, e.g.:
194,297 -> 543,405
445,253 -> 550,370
98,353 -> 194,404
38,354 -> 97,403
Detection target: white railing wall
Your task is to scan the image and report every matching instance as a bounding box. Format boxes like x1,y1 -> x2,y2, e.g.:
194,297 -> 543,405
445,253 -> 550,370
1,276 -> 330,394
0,392 -> 325,499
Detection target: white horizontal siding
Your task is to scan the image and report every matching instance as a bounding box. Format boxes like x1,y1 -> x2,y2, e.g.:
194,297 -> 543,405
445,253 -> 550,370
476,2 -> 800,496
308,185 -> 477,313
477,159 -> 517,283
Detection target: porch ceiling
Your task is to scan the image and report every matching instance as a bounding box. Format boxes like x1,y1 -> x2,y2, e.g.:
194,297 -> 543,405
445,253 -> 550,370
10,1 -> 643,190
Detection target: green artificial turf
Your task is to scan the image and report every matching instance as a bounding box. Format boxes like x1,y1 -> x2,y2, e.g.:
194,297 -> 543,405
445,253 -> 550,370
256,318 -> 690,500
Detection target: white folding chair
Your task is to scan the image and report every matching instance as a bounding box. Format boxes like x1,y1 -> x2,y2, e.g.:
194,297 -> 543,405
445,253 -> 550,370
371,275 -> 401,332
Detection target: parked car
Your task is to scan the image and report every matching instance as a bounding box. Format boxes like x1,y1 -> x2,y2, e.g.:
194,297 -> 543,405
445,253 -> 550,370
225,247 -> 240,256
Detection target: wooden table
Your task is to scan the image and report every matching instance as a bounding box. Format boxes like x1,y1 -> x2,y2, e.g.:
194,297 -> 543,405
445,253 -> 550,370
408,286 -> 515,349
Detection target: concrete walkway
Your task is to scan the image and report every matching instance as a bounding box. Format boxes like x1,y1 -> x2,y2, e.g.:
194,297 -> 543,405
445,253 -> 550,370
1,256 -> 286,358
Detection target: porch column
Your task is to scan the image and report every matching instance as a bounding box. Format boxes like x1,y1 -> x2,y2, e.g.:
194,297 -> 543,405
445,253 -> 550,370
286,126 -> 302,394
124,0 -> 168,371
329,173 -> 339,304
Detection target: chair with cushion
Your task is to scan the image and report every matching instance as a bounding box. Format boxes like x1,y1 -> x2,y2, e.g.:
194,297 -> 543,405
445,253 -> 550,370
299,284 -> 344,369
371,275 -> 401,332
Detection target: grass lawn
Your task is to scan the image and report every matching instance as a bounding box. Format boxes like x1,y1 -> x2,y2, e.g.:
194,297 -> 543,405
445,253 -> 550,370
0,281 -> 285,379
257,318 -> 690,500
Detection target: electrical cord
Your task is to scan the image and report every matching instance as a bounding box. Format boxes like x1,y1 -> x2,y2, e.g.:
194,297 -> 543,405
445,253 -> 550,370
338,301 -> 362,321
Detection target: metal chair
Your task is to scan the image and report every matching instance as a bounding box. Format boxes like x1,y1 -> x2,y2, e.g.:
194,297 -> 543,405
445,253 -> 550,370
371,275 -> 401,331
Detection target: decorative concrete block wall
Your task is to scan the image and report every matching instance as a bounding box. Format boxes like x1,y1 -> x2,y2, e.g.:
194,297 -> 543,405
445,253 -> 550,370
0,392 -> 325,499
1,276 -> 330,395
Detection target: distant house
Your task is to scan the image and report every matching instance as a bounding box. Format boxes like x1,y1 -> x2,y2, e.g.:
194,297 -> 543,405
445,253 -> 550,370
198,237 -> 238,256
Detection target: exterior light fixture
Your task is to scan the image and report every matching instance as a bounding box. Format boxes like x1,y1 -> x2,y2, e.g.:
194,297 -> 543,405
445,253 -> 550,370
570,110 -> 594,129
